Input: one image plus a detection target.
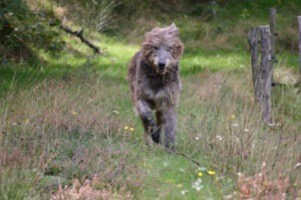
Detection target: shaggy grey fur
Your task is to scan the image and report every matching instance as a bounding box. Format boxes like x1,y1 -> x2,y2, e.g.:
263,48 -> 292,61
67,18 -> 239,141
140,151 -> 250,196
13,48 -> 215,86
127,24 -> 184,151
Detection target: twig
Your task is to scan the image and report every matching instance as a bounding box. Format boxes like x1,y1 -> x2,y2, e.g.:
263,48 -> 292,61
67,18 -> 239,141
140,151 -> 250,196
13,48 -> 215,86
162,146 -> 209,175
60,25 -> 105,56
175,150 -> 200,165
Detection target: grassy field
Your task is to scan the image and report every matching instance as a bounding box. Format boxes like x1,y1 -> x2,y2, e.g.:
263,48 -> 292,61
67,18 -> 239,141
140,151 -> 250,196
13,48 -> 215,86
1,1 -> 301,199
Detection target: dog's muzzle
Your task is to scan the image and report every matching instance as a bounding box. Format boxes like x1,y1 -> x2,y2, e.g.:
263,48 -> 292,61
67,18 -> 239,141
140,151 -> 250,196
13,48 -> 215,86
158,62 -> 166,71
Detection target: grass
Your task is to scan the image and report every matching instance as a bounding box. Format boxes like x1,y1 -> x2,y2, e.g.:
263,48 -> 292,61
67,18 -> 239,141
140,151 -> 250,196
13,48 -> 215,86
1,50 -> 301,199
0,69 -> 228,199
1,1 -> 301,199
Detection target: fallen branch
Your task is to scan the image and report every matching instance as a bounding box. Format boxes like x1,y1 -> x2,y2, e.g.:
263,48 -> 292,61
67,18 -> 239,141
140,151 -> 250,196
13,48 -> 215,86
161,146 -> 210,175
60,25 -> 105,55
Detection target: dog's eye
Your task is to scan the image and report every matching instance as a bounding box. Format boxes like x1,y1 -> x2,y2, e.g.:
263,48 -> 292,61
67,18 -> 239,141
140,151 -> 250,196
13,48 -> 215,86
153,46 -> 159,50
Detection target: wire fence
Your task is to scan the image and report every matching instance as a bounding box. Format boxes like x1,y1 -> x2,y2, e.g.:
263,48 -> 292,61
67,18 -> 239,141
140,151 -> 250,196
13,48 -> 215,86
248,10 -> 301,124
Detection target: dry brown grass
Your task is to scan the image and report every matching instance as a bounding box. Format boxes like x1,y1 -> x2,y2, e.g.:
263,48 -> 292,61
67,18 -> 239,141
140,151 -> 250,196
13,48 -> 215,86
237,162 -> 301,200
1,67 -> 300,198
0,76 -> 141,198
51,175 -> 133,200
178,70 -> 301,198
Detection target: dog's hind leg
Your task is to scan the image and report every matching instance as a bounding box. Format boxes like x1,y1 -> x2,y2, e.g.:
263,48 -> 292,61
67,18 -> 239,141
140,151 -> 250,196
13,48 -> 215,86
136,100 -> 157,145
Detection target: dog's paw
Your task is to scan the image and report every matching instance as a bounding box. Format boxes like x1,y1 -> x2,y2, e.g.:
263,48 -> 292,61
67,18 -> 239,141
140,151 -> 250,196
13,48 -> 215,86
151,131 -> 160,143
150,125 -> 161,143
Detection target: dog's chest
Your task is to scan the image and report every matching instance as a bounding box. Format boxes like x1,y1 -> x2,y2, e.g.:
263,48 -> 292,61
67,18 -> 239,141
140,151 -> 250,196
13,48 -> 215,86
137,62 -> 179,105
149,76 -> 165,93
142,75 -> 176,106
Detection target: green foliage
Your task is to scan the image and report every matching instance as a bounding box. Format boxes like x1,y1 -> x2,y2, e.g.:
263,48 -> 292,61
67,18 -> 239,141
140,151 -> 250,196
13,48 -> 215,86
53,0 -> 120,32
0,0 -> 64,63
0,168 -> 41,200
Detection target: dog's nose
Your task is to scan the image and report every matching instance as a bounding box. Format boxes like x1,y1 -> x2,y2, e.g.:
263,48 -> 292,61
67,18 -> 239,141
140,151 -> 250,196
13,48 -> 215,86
158,62 -> 166,70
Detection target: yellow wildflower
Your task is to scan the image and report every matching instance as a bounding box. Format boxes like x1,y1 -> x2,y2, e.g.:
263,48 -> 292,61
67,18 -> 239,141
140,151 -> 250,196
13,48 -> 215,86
129,127 -> 135,131
124,126 -> 129,130
72,111 -> 77,115
197,172 -> 203,177
25,119 -> 29,124
208,170 -> 215,175
231,114 -> 236,120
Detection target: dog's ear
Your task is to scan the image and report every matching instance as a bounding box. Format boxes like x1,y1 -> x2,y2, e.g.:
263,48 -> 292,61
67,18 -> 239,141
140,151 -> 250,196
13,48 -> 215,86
144,32 -> 151,40
167,23 -> 179,37
145,31 -> 151,38
145,27 -> 160,39
170,23 -> 177,29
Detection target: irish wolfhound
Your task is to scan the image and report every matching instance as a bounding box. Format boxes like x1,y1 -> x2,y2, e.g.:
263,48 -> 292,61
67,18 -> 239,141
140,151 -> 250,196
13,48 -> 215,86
127,23 -> 184,151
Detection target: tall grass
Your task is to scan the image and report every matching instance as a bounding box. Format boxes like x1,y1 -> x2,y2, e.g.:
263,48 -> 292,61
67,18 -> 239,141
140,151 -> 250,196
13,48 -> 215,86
1,62 -> 300,199
177,70 -> 301,198
0,73 -> 141,199
0,67 -> 224,199
1,0 -> 301,199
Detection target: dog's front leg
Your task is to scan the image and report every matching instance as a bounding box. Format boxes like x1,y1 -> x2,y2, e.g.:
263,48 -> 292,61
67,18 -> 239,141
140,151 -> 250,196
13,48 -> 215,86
162,109 -> 177,152
135,100 -> 158,145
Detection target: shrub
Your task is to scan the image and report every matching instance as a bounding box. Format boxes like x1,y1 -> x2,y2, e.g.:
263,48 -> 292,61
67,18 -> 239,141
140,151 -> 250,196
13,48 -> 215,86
0,0 -> 64,63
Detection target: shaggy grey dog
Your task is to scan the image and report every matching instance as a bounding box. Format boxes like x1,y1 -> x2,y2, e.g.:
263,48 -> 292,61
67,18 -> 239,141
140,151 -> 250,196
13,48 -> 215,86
127,24 -> 184,151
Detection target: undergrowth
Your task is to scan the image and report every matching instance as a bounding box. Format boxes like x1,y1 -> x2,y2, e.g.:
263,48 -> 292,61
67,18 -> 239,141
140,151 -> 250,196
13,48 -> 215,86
0,65 -> 300,199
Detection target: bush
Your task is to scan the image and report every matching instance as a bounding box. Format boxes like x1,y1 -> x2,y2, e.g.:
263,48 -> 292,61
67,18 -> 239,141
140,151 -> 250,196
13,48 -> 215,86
53,0 -> 120,32
0,0 -> 64,63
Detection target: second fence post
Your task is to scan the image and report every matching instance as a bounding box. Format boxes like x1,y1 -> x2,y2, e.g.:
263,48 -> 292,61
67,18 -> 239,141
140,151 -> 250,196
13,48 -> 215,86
248,27 -> 260,102
259,26 -> 273,124
298,16 -> 301,78
270,8 -> 277,63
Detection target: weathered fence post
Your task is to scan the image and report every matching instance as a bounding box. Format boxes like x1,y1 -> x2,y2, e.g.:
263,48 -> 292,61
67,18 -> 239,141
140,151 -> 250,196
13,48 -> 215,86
270,8 -> 277,63
248,27 -> 260,102
298,16 -> 301,76
259,26 -> 272,124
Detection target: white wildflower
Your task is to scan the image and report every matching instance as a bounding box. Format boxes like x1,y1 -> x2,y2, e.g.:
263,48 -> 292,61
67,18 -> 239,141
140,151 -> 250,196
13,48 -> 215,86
181,189 -> 188,195
294,162 -> 301,169
192,178 -> 203,191
231,123 -> 239,127
179,168 -> 185,172
216,135 -> 223,141
197,167 -> 207,171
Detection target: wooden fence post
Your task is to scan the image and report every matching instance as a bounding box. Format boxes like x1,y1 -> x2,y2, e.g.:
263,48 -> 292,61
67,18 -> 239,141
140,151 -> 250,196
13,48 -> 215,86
298,16 -> 301,76
248,27 -> 260,102
259,26 -> 272,124
270,8 -> 277,63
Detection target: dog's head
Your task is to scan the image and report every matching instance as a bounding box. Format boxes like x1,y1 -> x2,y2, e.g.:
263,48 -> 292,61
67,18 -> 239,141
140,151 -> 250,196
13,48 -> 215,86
142,23 -> 184,74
